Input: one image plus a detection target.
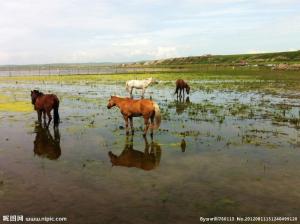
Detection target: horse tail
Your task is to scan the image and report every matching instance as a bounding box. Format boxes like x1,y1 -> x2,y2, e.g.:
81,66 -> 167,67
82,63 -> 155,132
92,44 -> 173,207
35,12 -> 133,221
153,102 -> 161,129
53,97 -> 60,126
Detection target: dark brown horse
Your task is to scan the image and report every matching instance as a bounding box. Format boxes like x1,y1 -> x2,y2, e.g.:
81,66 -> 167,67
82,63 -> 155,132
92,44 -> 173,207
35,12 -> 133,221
31,90 -> 60,127
175,79 -> 190,99
108,136 -> 161,171
107,96 -> 161,137
33,125 -> 61,160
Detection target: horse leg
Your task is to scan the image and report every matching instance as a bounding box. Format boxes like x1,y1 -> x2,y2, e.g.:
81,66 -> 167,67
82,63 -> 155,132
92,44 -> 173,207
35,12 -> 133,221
175,86 -> 180,99
130,88 -> 133,98
123,115 -> 129,135
141,88 -> 145,99
54,125 -> 60,142
37,110 -> 42,123
150,116 -> 154,140
43,111 -> 46,126
143,135 -> 149,154
129,117 -> 134,135
143,117 -> 150,137
46,110 -> 52,128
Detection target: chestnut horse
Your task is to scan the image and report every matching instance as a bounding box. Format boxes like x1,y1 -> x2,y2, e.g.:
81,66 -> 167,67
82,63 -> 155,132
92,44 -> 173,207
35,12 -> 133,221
107,96 -> 161,137
31,90 -> 60,127
175,79 -> 190,99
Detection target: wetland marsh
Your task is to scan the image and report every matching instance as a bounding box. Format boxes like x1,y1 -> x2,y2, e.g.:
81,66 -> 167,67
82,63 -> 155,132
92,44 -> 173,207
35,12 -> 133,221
0,70 -> 300,223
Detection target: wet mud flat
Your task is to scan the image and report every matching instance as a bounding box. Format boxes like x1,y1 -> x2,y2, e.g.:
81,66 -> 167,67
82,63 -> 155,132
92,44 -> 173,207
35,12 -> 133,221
0,73 -> 300,223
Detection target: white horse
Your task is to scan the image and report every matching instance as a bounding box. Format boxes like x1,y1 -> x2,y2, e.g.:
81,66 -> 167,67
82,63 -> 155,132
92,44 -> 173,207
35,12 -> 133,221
125,77 -> 154,98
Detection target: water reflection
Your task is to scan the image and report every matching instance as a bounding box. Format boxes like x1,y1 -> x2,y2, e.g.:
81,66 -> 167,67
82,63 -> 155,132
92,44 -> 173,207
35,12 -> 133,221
176,96 -> 190,115
180,139 -> 186,152
108,136 -> 162,171
33,125 -> 61,160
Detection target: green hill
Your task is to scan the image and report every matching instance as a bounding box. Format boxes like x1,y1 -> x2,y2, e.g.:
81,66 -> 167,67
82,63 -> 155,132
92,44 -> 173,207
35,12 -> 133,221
135,51 -> 300,66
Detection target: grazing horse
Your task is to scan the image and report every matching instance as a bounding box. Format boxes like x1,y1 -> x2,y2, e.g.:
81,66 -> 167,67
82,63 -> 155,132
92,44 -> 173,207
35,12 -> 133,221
31,90 -> 60,127
107,96 -> 161,137
108,136 -> 161,171
175,79 -> 190,99
33,125 -> 61,160
125,77 -> 154,98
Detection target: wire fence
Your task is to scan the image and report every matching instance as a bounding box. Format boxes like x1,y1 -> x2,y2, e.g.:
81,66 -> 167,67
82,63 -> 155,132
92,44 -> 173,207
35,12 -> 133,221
0,64 -> 266,77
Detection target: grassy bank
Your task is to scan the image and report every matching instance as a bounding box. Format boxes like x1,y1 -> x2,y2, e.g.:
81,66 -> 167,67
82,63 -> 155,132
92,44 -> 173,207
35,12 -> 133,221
0,69 -> 300,96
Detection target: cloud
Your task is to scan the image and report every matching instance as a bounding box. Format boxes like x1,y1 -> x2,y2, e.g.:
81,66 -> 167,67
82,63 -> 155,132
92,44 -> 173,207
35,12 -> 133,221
152,46 -> 178,59
112,38 -> 151,47
0,0 -> 299,64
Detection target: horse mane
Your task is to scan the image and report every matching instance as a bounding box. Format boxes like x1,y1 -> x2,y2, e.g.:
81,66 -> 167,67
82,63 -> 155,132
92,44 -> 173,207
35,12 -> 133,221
33,90 -> 44,96
112,95 -> 130,100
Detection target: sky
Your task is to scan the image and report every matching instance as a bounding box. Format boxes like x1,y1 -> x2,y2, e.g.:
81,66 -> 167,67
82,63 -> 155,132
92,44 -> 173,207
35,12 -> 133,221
0,0 -> 299,65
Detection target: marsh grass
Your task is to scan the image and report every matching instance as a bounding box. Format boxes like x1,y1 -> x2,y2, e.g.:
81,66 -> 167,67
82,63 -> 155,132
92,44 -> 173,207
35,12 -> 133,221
0,94 -> 32,112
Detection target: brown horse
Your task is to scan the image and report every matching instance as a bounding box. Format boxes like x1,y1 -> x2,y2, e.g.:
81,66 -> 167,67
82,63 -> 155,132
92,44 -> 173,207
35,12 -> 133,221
108,136 -> 161,171
33,125 -> 61,160
31,90 -> 60,127
175,79 -> 190,99
107,96 -> 161,137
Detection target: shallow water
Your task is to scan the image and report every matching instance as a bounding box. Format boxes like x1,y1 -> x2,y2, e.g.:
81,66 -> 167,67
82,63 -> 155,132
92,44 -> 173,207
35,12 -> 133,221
0,80 -> 300,223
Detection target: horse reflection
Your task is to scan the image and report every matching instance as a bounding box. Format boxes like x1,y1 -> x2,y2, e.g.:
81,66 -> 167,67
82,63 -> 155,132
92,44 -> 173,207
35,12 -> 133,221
175,96 -> 190,115
33,125 -> 61,160
108,136 -> 161,171
180,139 -> 186,152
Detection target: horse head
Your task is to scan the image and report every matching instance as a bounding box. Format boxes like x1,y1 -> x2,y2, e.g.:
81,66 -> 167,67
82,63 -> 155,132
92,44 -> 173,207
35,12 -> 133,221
186,85 -> 190,94
147,77 -> 154,83
108,151 -> 118,165
107,96 -> 117,109
151,77 -> 159,84
31,90 -> 42,105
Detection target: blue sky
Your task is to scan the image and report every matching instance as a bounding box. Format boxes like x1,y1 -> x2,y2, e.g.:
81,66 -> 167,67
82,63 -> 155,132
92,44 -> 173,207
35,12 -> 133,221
0,0 -> 299,64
